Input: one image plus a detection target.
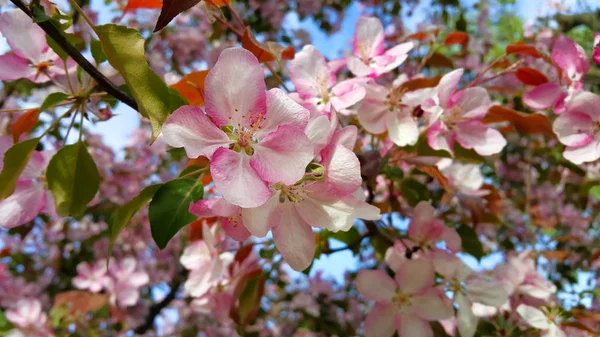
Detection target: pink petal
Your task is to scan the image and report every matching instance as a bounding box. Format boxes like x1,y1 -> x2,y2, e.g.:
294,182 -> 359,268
272,204 -> 315,271
204,48 -> 266,128
289,45 -> 336,99
394,258 -> 435,294
0,181 -> 46,229
0,10 -> 48,62
456,294 -> 478,337
0,53 -> 35,81
454,121 -> 506,156
437,69 -> 464,109
353,16 -> 385,59
553,111 -> 593,147
257,88 -> 310,139
21,151 -> 50,179
189,198 -> 240,219
346,55 -> 373,77
441,227 -> 462,253
357,84 -> 389,134
413,288 -> 454,321
356,269 -> 396,301
563,135 -> 600,164
516,304 -> 549,330
593,46 -> 600,65
210,147 -> 272,208
371,42 -> 413,76
241,193 -> 279,237
364,303 -> 396,337
321,144 -> 361,196
552,37 -> 589,80
396,313 -> 433,337
451,87 -> 491,120
427,121 -> 454,154
566,91 -> 600,120
305,115 -> 334,155
222,213 -> 251,241
162,106 -> 230,159
251,125 -> 314,185
330,79 -> 366,111
408,201 -> 439,241
523,82 -> 564,110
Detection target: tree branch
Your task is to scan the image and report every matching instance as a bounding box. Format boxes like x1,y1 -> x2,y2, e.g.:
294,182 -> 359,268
9,0 -> 139,111
133,267 -> 188,335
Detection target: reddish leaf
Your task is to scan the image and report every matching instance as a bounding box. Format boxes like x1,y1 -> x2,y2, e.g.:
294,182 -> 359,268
398,76 -> 442,92
444,32 -> 469,46
205,0 -> 230,6
124,0 -> 162,11
483,105 -> 555,138
515,67 -> 549,86
242,28 -> 295,63
506,44 -> 541,58
54,291 -> 108,314
235,244 -> 254,265
425,52 -> 454,68
11,109 -> 40,143
170,70 -> 209,106
561,321 -> 600,335
417,165 -> 451,192
539,250 -> 569,262
154,0 -> 201,32
572,309 -> 600,322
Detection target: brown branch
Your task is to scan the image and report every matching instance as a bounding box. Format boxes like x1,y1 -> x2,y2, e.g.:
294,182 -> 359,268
9,0 -> 139,111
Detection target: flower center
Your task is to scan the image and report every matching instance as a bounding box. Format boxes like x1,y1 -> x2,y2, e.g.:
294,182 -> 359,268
276,183 -> 307,204
391,289 -> 413,310
227,113 -> 266,155
358,42 -> 371,64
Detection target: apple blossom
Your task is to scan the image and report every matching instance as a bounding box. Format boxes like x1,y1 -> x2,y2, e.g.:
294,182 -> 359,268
72,260 -> 110,293
5,299 -> 53,337
517,304 -> 567,337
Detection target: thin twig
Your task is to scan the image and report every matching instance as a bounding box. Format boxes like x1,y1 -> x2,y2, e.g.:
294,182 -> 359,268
9,0 -> 138,111
226,2 -> 245,31
213,14 -> 243,37
264,62 -> 291,93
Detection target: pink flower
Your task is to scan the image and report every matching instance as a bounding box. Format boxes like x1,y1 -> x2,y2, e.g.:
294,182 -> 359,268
593,32 -> 600,65
524,37 -> 589,112
494,250 -> 557,300
437,159 -> 487,196
357,81 -> 433,147
72,261 -> 110,293
189,197 -> 250,242
517,304 -> 566,337
407,201 -> 461,254
553,91 -> 600,164
290,45 -> 366,115
106,257 -> 149,308
424,69 -> 506,156
356,259 -> 454,337
5,299 -> 53,337
0,138 -> 56,229
162,48 -> 315,208
0,10 -> 74,83
346,16 -> 413,78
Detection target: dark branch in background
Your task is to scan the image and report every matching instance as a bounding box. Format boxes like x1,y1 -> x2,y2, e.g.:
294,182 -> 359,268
134,267 -> 189,334
9,0 -> 139,111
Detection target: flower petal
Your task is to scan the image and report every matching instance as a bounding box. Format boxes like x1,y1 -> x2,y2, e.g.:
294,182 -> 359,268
456,294 -> 478,337
162,106 -> 230,159
0,181 -> 46,229
397,313 -> 433,337
204,48 -> 266,127
251,125 -> 314,185
241,192 -> 280,237
388,113 -> 419,147
427,120 -> 454,154
0,10 -> 47,62
517,304 -> 550,330
395,258 -> 435,294
356,269 -> 396,301
452,87 -> 491,120
272,204 -> 315,271
523,83 -> 564,110
353,16 -> 385,59
322,144 -> 361,196
563,135 -> 600,164
438,68 -> 464,109
210,147 -> 272,208
454,121 -> 506,156
364,303 -> 396,337
413,288 -> 454,321
289,45 -> 336,99
357,84 -> 390,134
256,88 -> 310,139
0,53 -> 35,81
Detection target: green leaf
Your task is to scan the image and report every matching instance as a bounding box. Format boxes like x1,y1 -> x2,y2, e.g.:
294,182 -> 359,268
329,227 -> 360,246
457,225 -> 484,260
108,184 -> 162,253
149,179 -> 204,249
46,142 -> 100,217
0,138 -> 40,200
590,185 -> 600,200
40,92 -> 70,111
400,178 -> 430,207
31,5 -> 51,22
46,33 -> 83,62
403,135 -> 484,163
90,39 -> 107,65
95,24 -> 175,140
178,165 -> 205,179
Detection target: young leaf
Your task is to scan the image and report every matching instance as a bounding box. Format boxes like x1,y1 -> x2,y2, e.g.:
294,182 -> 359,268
11,109 -> 40,143
40,92 -> 70,111
95,24 -> 175,140
154,0 -> 202,32
0,138 -> 40,200
124,0 -> 163,11
46,142 -> 100,217
241,28 -> 295,63
483,105 -> 555,138
149,179 -> 204,249
170,70 -> 209,106
108,184 -> 163,249
515,67 -> 549,86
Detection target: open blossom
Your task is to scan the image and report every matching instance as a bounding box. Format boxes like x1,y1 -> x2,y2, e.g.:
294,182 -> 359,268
289,45 -> 365,115
494,250 -> 557,300
162,48 -> 314,208
553,91 -> 600,164
434,253 -> 508,337
0,10 -> 74,83
0,137 -> 56,229
5,299 -> 53,337
424,69 -> 506,156
357,77 -> 433,146
189,197 -> 250,241
524,37 -> 589,112
346,16 -> 413,78
106,257 -> 149,308
72,260 -> 110,293
437,159 -> 487,196
593,33 -> 600,65
517,304 -> 566,337
356,259 -> 453,337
